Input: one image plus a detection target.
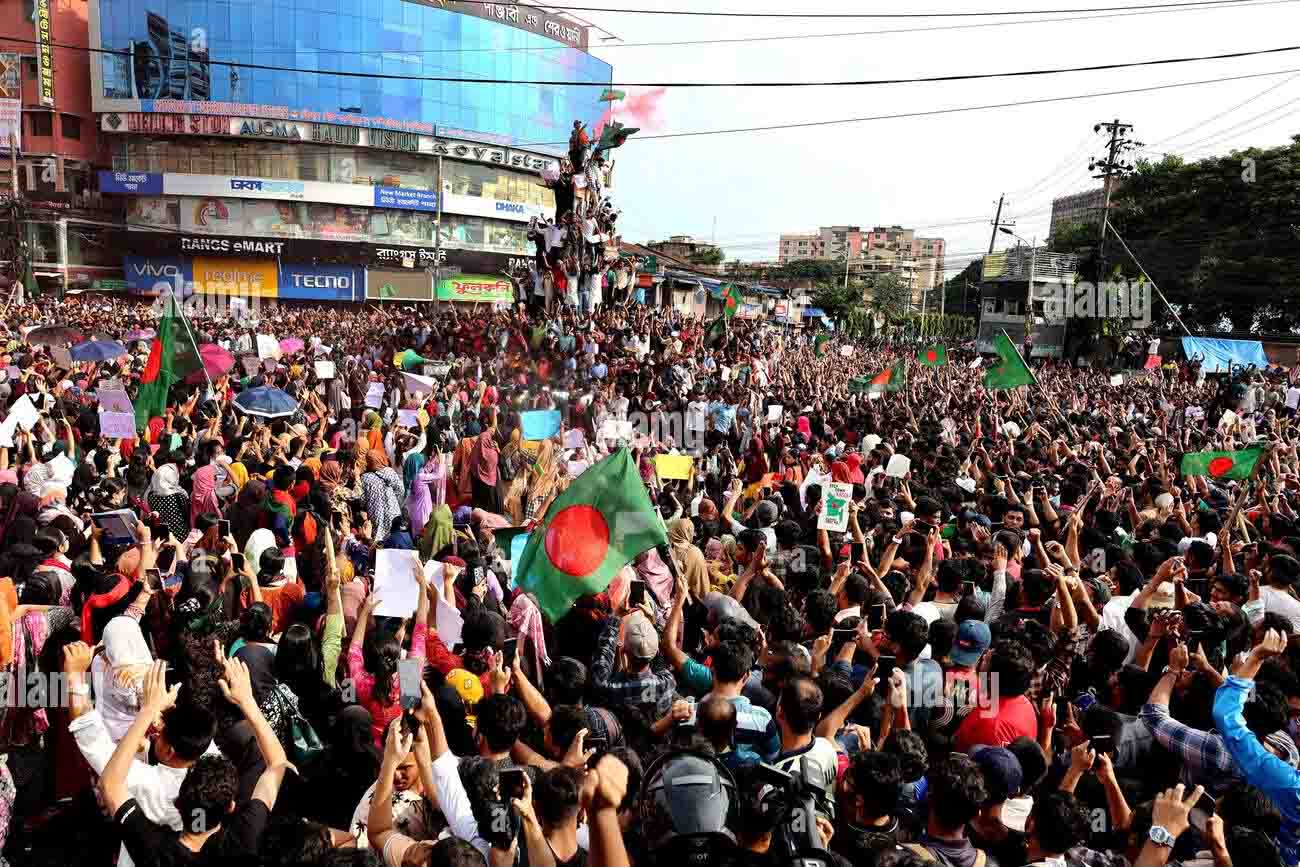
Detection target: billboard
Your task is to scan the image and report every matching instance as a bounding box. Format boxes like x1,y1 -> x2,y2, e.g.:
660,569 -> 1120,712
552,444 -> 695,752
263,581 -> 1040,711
436,274 -> 515,304
0,52 -> 18,149
124,255 -> 361,301
101,171 -> 439,213
35,0 -> 54,107
366,269 -> 432,302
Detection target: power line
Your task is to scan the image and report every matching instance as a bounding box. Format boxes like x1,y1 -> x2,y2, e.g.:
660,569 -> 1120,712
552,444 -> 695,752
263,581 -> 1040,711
1146,72 -> 1300,146
9,35 -> 1300,89
180,0 -> 1300,54
519,65 -> 1300,144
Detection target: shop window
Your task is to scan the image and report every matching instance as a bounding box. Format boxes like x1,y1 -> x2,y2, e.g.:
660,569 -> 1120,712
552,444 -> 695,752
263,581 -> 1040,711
29,112 -> 52,137
61,115 -> 81,140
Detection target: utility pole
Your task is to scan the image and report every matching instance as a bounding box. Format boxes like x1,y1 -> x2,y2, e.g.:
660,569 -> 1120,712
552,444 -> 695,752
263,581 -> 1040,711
987,193 -> 1013,255
1090,119 -> 1139,283
843,247 -> 850,291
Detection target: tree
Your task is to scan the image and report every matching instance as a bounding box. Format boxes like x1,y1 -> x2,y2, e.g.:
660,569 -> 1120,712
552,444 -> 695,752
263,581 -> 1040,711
1048,220 -> 1098,255
1109,139 -> 1300,332
772,258 -> 838,283
863,271 -> 911,320
942,260 -> 982,316
689,246 -> 724,267
811,281 -> 864,327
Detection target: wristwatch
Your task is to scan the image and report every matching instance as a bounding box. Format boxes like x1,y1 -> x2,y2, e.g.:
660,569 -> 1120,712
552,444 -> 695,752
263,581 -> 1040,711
1148,826 -> 1176,848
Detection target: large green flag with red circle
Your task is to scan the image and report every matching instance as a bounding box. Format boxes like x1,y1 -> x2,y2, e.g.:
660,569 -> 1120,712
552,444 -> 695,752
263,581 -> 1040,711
1180,446 -> 1263,481
515,448 -> 668,622
918,344 -> 947,367
721,283 -> 740,319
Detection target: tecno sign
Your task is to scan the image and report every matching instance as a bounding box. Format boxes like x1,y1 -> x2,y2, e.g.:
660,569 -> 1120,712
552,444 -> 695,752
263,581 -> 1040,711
291,273 -> 352,290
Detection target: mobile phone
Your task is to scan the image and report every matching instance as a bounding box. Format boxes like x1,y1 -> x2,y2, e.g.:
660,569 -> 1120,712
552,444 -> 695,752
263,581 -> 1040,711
679,698 -> 697,727
231,552 -> 245,573
1091,733 -> 1115,755
962,581 -> 977,597
629,580 -> 646,607
499,767 -> 527,801
398,658 -> 422,711
502,638 -> 518,668
586,736 -> 608,757
218,519 -> 231,537
144,568 -> 163,592
869,603 -> 887,631
875,655 -> 897,682
157,546 -> 177,573
831,627 -> 857,643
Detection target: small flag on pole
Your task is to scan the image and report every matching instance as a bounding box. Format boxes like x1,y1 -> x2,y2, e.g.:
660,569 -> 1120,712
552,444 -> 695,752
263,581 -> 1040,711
918,344 -> 947,367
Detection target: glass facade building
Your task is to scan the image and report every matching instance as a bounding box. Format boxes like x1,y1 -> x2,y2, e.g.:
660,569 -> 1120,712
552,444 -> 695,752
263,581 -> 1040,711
91,0 -> 613,148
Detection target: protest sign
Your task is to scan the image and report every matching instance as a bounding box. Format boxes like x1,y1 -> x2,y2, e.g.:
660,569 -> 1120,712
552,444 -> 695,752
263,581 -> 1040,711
886,454 -> 912,478
99,411 -> 137,439
520,410 -> 562,440
818,481 -> 853,532
373,549 -> 422,618
256,334 -> 281,360
655,454 -> 694,481
365,382 -> 385,409
314,361 -> 336,379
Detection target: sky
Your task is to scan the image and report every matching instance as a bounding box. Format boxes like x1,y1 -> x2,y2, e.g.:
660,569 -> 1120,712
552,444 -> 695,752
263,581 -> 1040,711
572,0 -> 1300,278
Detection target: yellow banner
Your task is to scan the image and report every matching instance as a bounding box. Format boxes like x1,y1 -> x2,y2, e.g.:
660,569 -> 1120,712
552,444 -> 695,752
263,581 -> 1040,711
655,454 -> 695,481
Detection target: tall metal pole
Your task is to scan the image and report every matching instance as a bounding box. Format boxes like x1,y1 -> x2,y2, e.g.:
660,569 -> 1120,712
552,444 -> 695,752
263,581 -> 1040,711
843,247 -> 850,290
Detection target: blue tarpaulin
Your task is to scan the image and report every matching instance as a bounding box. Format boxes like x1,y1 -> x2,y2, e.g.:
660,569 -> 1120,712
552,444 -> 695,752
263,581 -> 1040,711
1180,337 -> 1269,373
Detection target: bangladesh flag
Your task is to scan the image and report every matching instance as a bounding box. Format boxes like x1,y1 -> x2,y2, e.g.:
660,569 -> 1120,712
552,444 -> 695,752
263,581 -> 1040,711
134,294 -> 202,432
848,375 -> 872,394
704,316 -> 728,349
984,331 -> 1036,390
721,283 -> 740,319
868,360 -> 906,394
814,335 -> 830,357
918,344 -> 947,367
516,448 -> 668,622
1180,446 -> 1264,480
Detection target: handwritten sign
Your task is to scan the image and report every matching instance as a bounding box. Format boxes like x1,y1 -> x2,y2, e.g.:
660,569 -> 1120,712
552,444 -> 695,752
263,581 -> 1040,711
818,482 -> 853,532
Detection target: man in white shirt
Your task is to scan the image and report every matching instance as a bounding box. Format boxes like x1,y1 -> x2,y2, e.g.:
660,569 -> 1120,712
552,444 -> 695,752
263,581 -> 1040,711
63,641 -> 220,867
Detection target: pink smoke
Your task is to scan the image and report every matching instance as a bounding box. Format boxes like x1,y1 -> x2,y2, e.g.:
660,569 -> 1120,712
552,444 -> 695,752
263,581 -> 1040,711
595,86 -> 668,136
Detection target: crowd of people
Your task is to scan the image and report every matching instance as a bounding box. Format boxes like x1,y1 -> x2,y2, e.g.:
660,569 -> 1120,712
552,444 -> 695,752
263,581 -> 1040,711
1,287 -> 1300,867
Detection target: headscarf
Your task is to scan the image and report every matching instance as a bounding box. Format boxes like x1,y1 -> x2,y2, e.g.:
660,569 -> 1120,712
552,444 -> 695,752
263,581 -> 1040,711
93,616 -> 153,741
245,528 -> 279,578
844,452 -> 866,485
191,464 -> 221,524
470,430 -> 499,486
365,449 -> 390,473
149,464 -> 185,499
265,481 -> 297,526
796,415 -> 812,443
418,504 -> 454,560
81,574 -> 131,644
508,594 -> 551,686
830,461 -> 852,484
669,518 -> 710,601
319,460 -> 344,495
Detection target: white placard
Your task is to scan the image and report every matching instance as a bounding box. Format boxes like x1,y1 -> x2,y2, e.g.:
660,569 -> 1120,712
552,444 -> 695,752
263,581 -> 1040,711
767,404 -> 783,423
817,481 -> 853,533
425,560 -> 464,646
839,345 -> 854,357
599,419 -> 634,441
563,428 -> 586,449
7,395 -> 40,431
256,334 -> 282,360
1109,374 -> 1124,386
885,454 -> 912,478
398,409 -> 421,428
314,361 -> 336,379
372,549 -> 422,619
365,382 -> 385,409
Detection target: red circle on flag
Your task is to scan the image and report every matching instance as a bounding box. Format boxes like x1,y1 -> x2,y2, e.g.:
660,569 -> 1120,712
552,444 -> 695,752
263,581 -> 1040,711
544,504 -> 610,577
926,349 -> 938,363
1208,456 -> 1235,477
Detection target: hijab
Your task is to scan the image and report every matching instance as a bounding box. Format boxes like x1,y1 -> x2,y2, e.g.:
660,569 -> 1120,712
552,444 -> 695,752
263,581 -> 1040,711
830,461 -> 852,484
470,430 -> 499,486
149,464 -> 185,499
93,615 -> 153,741
365,449 -> 391,473
319,460 -> 345,495
669,517 -> 710,601
844,452 -> 866,485
418,504 -> 454,561
191,464 -> 221,524
508,594 -> 551,687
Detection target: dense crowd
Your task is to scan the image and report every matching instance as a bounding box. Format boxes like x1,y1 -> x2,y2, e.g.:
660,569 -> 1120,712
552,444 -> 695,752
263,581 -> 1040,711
1,290 -> 1300,867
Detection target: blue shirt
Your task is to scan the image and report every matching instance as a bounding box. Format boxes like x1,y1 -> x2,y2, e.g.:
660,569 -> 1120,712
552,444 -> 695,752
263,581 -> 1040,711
709,401 -> 736,434
1213,676 -> 1300,865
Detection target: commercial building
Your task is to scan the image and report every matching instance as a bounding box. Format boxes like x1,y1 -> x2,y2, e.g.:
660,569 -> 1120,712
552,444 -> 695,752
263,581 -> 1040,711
1049,187 -> 1106,238
0,0 -> 122,295
90,0 -> 612,303
779,223 -> 944,306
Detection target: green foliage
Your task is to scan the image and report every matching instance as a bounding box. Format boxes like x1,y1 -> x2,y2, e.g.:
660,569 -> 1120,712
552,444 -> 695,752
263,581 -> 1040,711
1109,138 -> 1300,332
1048,220 -> 1098,255
689,246 -> 725,267
863,271 -> 911,319
811,281 -> 864,325
771,258 -> 839,282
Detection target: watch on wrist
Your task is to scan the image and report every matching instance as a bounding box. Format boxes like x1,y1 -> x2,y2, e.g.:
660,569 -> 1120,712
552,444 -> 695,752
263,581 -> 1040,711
1148,825 -> 1176,848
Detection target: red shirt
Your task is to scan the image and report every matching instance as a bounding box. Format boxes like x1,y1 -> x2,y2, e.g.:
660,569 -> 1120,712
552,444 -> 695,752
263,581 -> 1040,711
953,694 -> 1037,752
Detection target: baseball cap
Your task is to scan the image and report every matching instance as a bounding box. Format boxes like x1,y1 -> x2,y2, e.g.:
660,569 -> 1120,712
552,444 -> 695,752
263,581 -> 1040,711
971,746 -> 1024,803
951,620 -> 992,666
622,614 -> 659,660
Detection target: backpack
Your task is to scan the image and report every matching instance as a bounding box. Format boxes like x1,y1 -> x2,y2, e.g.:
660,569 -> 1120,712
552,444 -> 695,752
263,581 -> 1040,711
904,844 -> 987,867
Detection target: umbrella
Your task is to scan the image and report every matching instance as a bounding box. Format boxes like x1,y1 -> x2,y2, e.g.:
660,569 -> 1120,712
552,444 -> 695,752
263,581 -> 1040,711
186,343 -> 236,384
26,325 -> 84,346
279,337 -> 305,355
70,339 -> 128,363
233,386 -> 298,419
124,328 -> 156,342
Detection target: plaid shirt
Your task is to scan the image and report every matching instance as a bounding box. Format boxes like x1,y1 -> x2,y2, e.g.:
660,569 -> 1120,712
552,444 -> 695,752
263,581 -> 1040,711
590,616 -> 678,720
1026,628 -> 1086,704
1140,701 -> 1300,794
